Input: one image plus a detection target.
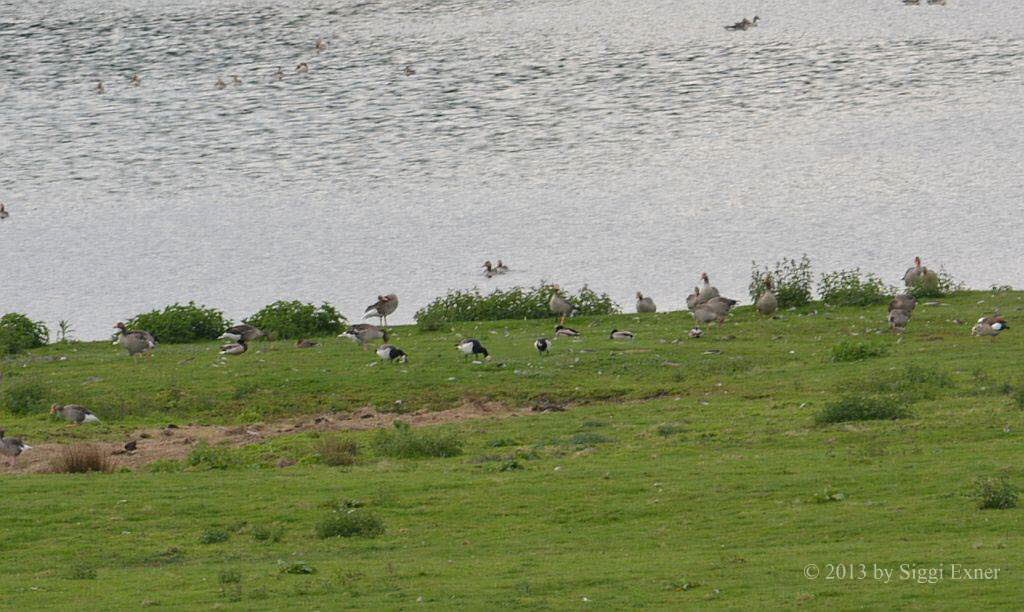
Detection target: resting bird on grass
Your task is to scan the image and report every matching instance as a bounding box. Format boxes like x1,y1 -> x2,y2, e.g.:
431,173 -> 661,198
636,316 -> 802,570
692,305 -> 721,327
114,322 -> 157,356
972,315 -> 1009,338
365,294 -> 399,328
457,338 -> 489,360
377,344 -> 408,363
220,339 -> 248,356
688,327 -> 704,338
703,296 -> 738,318
0,429 -> 31,466
549,286 -> 574,324
220,324 -> 265,342
756,276 -> 778,316
636,292 -> 656,313
295,339 -> 318,348
51,404 -> 100,424
340,324 -> 387,350
609,329 -> 635,340
535,338 -> 550,355
554,325 -> 580,338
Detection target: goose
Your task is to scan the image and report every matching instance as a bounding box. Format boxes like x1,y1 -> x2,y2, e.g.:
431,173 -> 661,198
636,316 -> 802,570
51,404 -> 100,424
609,329 -> 635,340
903,257 -> 924,286
686,286 -> 702,311
296,62 -> 309,74
295,339 -> 318,348
340,324 -> 388,350
756,276 -> 778,316
364,294 -> 399,328
698,273 -> 719,303
495,260 -> 509,274
404,65 -> 416,76
0,202 -> 8,219
315,38 -> 327,53
0,430 -> 31,466
554,324 -> 579,338
274,66 -> 285,81
457,338 -> 489,360
220,339 -> 248,355
888,309 -> 911,334
549,286 -> 574,324
215,77 -> 227,89
889,293 -> 917,313
535,338 -> 550,355
636,292 -> 657,313
95,81 -> 105,94
972,316 -> 1009,338
230,75 -> 242,85
482,261 -> 496,278
692,305 -> 722,326
703,296 -> 738,317
725,16 -> 759,31
130,74 -> 141,86
220,324 -> 265,342
114,322 -> 157,356
377,344 -> 408,363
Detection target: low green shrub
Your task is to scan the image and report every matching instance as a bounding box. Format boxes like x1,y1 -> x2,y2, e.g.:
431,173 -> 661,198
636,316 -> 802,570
0,380 -> 48,416
251,524 -> 285,543
830,341 -> 888,363
0,313 -> 49,355
972,476 -> 1018,510
199,528 -> 230,544
125,302 -> 229,344
815,395 -> 910,424
414,283 -> 619,330
66,562 -> 98,580
188,442 -> 240,470
278,561 -> 317,574
372,421 -> 463,458
749,255 -> 813,308
315,511 -> 385,539
244,301 -> 346,339
818,269 -> 891,306
319,436 -> 359,467
906,266 -> 962,299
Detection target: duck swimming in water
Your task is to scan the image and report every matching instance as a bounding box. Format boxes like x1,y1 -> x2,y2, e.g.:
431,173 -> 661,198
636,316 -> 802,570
725,16 -> 759,31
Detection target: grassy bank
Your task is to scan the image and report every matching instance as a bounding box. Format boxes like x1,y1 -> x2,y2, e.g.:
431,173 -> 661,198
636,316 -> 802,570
1,290 -> 1023,607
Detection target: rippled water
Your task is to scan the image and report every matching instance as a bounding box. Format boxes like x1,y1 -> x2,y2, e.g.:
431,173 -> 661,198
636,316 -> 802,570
3,0 -> 1024,338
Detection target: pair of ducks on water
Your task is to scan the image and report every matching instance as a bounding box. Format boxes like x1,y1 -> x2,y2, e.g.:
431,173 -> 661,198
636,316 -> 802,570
482,260 -> 510,278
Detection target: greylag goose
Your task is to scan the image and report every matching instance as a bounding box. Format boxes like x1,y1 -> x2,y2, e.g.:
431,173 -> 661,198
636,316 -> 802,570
215,77 -> 226,89
315,38 -> 327,53
535,338 -> 550,355
686,287 -> 701,311
549,286 -> 573,324
0,202 -> 8,219
51,404 -> 100,424
609,329 -> 635,340
296,62 -> 309,74
972,316 -> 1009,338
554,325 -> 579,338
114,322 -> 157,356
756,276 -> 778,316
295,339 -> 318,348
404,65 -> 416,76
698,273 -> 719,303
340,324 -> 388,350
364,294 -> 399,328
95,81 -> 105,94
130,74 -> 141,86
220,339 -> 248,355
903,257 -> 924,286
703,296 -> 738,317
457,338 -> 489,360
495,260 -> 509,274
725,16 -> 759,31
377,344 -> 408,363
636,292 -> 657,313
0,430 -> 30,466
482,261 -> 496,278
220,324 -> 265,342
889,293 -> 917,313
888,309 -> 911,334
692,305 -> 723,326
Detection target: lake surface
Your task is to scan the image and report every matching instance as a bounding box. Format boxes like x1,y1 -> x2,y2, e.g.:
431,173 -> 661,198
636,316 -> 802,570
3,0 -> 1023,339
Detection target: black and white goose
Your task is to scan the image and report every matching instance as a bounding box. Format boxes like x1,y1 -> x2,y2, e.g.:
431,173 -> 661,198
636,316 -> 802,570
220,324 -> 265,343
339,324 -> 387,350
114,322 -> 157,356
51,404 -> 100,424
0,429 -> 31,466
220,339 -> 248,356
554,325 -> 580,338
535,338 -> 550,355
609,329 -> 635,340
377,344 -> 408,363
457,338 -> 489,360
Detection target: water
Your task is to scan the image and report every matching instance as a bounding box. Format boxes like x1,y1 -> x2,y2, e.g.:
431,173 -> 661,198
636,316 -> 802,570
3,0 -> 1024,339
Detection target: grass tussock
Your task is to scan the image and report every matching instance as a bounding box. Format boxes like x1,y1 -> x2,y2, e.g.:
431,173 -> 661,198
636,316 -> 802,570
188,442 -> 240,470
972,476 -> 1019,510
199,528 -> 230,544
315,511 -> 385,539
371,421 -> 463,459
830,340 -> 888,363
318,436 -> 359,466
815,395 -> 910,424
51,444 -> 115,474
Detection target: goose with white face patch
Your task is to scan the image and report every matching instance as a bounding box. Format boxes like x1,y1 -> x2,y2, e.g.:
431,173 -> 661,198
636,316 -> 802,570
457,338 -> 490,360
535,338 -> 550,355
609,329 -> 635,340
377,344 -> 408,363
0,429 -> 31,466
51,404 -> 100,424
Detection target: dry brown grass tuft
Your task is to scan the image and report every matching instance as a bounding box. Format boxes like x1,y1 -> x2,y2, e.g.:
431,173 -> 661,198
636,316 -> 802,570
51,443 -> 115,474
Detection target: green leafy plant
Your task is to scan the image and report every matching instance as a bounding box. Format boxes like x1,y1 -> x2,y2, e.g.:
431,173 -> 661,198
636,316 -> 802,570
811,486 -> 847,503
188,442 -> 240,470
125,302 -> 230,344
830,341 -> 888,363
244,301 -> 346,339
372,421 -> 463,458
818,269 -> 892,306
815,395 -> 910,424
278,561 -> 317,574
906,266 -> 962,299
319,436 -> 359,467
199,528 -> 230,544
972,475 -> 1019,510
0,313 -> 49,355
749,255 -> 813,308
0,380 -> 48,416
315,511 -> 385,539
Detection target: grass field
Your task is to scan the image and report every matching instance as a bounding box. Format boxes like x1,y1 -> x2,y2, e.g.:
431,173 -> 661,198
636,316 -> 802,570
2,290 -> 1023,608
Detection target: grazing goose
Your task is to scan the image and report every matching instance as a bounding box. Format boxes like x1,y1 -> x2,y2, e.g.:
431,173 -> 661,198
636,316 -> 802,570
457,338 -> 489,360
535,338 -> 550,355
220,339 -> 248,355
340,324 -> 388,350
609,329 -> 635,340
692,305 -> 722,326
315,38 -> 327,53
636,292 -> 657,313
95,81 -> 105,94
377,344 -> 408,363
972,316 -> 1009,338
365,294 -> 399,328
756,276 -> 778,316
295,339 -> 318,348
482,261 -> 496,278
220,324 -> 265,342
495,260 -> 509,274
686,286 -> 702,311
888,309 -> 911,334
215,77 -> 226,89
698,273 -> 719,303
114,322 -> 157,356
130,74 -> 141,86
725,16 -> 759,31
549,286 -> 574,324
889,293 -> 917,313
404,65 -> 416,76
0,202 -> 8,219
0,430 -> 31,466
51,404 -> 100,424
274,66 -> 285,81
554,324 -> 580,338
703,296 -> 738,317
296,62 -> 309,73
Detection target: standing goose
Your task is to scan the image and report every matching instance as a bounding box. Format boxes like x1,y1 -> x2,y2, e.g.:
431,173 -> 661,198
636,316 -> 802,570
0,202 -> 8,219
482,261 -> 496,278
549,285 -> 574,324
0,430 -> 31,466
756,276 -> 778,316
703,296 -> 738,317
972,316 -> 1009,338
902,257 -> 938,289
50,404 -> 100,424
698,273 -> 719,303
220,324 -> 265,342
636,292 -> 657,313
535,338 -> 550,355
220,339 -> 248,356
114,322 -> 157,356
554,324 -> 580,338
495,260 -> 509,274
457,338 -> 490,360
377,344 -> 408,363
888,309 -> 911,334
340,324 -> 387,350
609,329 -> 635,340
692,304 -> 723,326
365,294 -> 399,328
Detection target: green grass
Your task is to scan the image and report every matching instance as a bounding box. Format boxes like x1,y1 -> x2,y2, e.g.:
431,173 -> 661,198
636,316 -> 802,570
2,290 -> 1024,607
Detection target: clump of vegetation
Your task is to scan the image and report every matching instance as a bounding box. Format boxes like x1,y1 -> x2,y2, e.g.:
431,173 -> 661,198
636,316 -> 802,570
218,570 -> 243,602
749,255 -> 813,308
414,283 -> 619,331
315,511 -> 385,539
656,423 -> 687,437
487,438 -> 520,448
0,312 -> 49,355
188,442 -> 240,470
815,395 -> 910,424
51,444 -> 115,474
371,421 -> 463,458
0,380 -> 48,416
862,365 -> 955,402
244,300 -> 346,339
66,562 -> 98,580
818,269 -> 891,306
251,524 -> 285,543
278,561 -> 317,574
318,436 -> 359,467
570,432 -> 612,446
906,266 -> 962,299
199,528 -> 230,544
811,486 -> 847,503
971,475 -> 1018,510
125,302 -> 230,344
830,340 -> 888,363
